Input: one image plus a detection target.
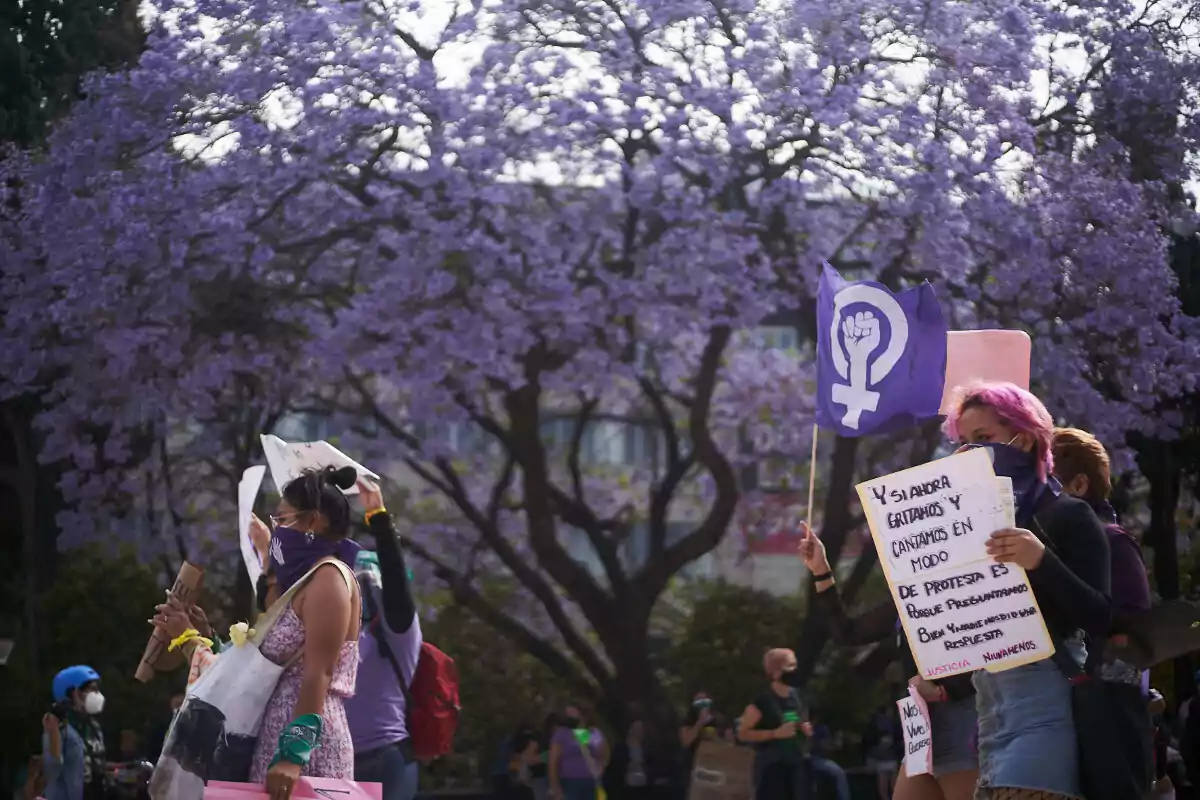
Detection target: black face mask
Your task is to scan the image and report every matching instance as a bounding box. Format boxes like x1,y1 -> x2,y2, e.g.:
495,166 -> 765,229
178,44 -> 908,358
566,715 -> 584,729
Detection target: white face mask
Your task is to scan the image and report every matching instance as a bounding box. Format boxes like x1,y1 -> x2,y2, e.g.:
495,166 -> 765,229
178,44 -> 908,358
83,691 -> 105,716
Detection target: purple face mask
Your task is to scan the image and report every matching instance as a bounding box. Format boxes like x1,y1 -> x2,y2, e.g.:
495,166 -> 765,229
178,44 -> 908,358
961,443 -> 1060,525
269,527 -> 362,595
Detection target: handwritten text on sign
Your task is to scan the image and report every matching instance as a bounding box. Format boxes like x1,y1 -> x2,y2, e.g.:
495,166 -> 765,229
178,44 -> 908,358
857,449 -> 1054,677
898,560 -> 1053,678
859,448 -> 1010,580
897,688 -> 932,777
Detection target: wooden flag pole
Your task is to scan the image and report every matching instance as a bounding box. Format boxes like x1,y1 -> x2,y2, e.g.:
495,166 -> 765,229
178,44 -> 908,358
806,422 -> 818,530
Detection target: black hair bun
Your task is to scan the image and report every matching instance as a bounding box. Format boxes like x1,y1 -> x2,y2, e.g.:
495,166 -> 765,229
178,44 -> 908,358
325,465 -> 359,491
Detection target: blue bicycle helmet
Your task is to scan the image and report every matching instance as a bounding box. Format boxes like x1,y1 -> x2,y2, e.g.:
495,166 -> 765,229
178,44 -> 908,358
52,665 -> 100,702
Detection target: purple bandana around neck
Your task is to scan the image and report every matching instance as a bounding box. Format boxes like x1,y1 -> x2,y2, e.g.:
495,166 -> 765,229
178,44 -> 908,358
269,527 -> 362,594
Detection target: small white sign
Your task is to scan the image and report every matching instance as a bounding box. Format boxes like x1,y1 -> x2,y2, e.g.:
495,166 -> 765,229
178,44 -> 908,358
238,465 -> 267,586
260,434 -> 379,497
898,688 -> 932,777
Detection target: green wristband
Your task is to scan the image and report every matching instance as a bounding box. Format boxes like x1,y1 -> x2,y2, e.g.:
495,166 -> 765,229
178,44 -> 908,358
270,714 -> 323,768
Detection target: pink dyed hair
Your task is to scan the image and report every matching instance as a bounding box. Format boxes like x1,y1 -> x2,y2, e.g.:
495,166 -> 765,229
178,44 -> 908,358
942,381 -> 1055,480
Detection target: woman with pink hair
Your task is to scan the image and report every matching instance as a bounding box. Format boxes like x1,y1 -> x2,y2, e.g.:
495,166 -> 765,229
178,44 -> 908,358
945,382 -> 1111,800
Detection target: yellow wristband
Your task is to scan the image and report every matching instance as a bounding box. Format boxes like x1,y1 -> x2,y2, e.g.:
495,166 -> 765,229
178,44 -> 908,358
364,508 -> 388,525
168,628 -> 214,653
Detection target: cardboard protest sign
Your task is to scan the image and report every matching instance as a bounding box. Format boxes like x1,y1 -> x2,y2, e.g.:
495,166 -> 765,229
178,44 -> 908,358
238,465 -> 267,586
856,448 -> 1054,678
136,563 -> 204,682
689,740 -> 755,800
940,330 -> 1031,415
260,434 -> 379,497
898,687 -> 933,777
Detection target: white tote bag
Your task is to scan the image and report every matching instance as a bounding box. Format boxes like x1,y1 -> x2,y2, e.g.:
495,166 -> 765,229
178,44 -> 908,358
149,557 -> 355,800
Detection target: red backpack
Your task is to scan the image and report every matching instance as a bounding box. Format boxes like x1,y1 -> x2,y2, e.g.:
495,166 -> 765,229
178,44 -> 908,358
364,587 -> 460,761
402,642 -> 460,762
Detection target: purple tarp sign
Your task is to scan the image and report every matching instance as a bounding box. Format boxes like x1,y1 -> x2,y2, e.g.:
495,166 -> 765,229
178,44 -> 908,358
815,263 -> 948,437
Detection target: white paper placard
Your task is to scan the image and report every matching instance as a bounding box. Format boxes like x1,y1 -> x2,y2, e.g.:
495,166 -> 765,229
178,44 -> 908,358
857,449 -> 1055,677
898,687 -> 932,777
260,434 -> 379,497
859,448 -> 1008,579
238,465 -> 267,586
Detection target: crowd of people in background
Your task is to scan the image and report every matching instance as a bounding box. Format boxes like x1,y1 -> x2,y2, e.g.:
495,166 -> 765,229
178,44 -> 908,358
16,379 -> 1200,800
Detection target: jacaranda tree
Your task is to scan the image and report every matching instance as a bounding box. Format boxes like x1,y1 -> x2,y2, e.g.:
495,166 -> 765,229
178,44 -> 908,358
2,0 -> 1198,744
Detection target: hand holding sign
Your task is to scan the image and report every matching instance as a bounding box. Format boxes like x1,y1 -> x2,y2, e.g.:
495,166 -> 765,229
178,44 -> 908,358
908,675 -> 944,704
986,528 -> 1046,570
249,514 -> 270,564
357,478 -> 384,517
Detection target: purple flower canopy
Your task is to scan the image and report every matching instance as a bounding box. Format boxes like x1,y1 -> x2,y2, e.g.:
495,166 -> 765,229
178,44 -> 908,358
0,0 -> 1196,576
816,264 -> 948,438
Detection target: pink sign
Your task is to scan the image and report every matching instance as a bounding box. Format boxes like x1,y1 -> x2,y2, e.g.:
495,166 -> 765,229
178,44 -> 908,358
205,779 -> 383,799
940,330 -> 1032,414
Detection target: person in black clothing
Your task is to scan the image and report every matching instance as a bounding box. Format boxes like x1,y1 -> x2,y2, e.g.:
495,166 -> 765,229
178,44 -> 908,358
606,717 -> 658,800
679,692 -> 717,796
145,692 -> 186,765
494,731 -> 540,800
528,714 -> 558,800
799,523 -> 978,800
945,382 -> 1111,800
737,648 -> 812,800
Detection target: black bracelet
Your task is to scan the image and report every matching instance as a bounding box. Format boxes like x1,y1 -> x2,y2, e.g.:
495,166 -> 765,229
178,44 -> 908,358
811,571 -> 833,582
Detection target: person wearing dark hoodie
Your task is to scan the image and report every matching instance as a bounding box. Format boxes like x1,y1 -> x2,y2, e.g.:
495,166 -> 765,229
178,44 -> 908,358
1052,427 -> 1154,796
344,477 -> 423,800
799,522 -> 978,800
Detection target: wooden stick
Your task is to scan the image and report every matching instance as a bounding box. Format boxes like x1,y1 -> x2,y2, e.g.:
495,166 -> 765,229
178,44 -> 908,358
806,422 -> 818,530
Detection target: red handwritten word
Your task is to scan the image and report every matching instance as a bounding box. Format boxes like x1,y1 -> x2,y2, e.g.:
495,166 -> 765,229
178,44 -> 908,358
924,660 -> 972,677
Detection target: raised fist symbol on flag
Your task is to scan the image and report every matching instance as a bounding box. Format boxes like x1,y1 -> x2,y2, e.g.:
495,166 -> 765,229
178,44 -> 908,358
842,312 -> 880,361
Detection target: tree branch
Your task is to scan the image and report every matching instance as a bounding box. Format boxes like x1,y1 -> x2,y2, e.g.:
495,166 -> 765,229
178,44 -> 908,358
639,326 -> 737,598
400,534 -> 599,700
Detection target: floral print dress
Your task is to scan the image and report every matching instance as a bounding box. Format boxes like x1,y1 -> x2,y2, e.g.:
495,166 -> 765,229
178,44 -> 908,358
249,602 -> 360,782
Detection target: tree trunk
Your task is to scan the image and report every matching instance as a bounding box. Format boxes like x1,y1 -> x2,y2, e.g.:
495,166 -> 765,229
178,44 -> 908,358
607,650 -> 682,789
1,400 -> 45,676
1140,440 -> 1187,702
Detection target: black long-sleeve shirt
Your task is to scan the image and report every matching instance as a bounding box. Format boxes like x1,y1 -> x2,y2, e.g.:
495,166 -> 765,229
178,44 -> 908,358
1028,493 -> 1112,643
368,512 -> 417,633
814,586 -> 976,701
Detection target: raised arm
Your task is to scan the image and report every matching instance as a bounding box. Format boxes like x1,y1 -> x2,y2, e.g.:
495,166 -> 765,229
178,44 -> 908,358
359,479 -> 416,633
798,522 -> 898,645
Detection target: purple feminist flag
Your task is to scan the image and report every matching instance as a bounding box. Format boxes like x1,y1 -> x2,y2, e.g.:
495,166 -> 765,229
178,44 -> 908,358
815,264 -> 947,437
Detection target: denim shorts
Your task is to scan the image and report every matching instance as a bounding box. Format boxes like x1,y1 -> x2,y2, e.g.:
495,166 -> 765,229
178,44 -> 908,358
930,696 -> 978,777
972,641 -> 1084,799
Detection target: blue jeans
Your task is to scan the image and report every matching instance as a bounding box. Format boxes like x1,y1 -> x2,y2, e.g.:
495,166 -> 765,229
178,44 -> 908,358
809,756 -> 850,800
354,742 -> 419,800
560,777 -> 598,800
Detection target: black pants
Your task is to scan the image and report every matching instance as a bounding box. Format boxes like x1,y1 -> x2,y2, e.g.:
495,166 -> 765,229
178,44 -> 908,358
755,759 -> 809,800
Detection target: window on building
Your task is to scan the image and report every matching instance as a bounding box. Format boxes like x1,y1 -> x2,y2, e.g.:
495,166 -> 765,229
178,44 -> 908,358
539,416 -> 661,469
755,325 -> 799,352
756,456 -> 804,493
273,413 -> 330,442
